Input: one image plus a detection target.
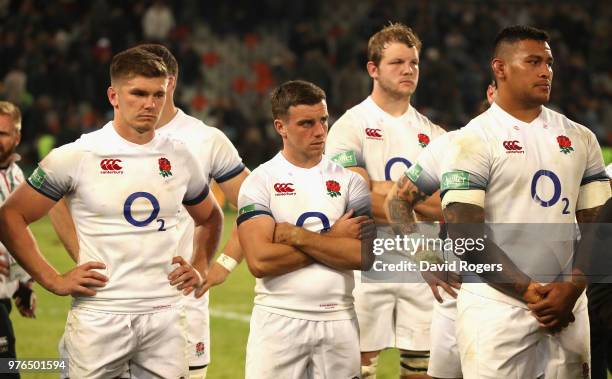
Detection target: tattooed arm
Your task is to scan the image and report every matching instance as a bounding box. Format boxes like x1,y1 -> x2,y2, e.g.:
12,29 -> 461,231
443,202 -> 542,303
384,175 -> 431,234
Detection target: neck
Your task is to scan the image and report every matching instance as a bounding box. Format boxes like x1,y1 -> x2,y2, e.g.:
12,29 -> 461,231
495,92 -> 543,123
281,149 -> 322,169
156,100 -> 178,129
112,119 -> 155,145
371,87 -> 411,117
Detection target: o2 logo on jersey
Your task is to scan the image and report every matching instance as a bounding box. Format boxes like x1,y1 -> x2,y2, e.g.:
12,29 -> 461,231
531,170 -> 570,214
296,212 -> 331,233
384,157 -> 412,181
123,191 -> 167,230
365,128 -> 383,140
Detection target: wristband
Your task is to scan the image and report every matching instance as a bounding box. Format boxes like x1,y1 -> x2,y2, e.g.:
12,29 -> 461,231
216,253 -> 238,272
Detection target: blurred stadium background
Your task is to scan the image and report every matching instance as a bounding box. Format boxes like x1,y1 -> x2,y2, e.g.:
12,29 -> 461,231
1,0 -> 611,377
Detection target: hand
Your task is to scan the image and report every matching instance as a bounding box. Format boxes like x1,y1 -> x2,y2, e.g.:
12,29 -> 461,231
169,256 -> 204,296
273,222 -> 298,245
198,261 -> 232,296
13,281 -> 36,318
527,282 -> 581,333
51,261 -> 108,296
521,281 -> 543,304
328,209 -> 374,239
421,270 -> 462,303
0,251 -> 9,277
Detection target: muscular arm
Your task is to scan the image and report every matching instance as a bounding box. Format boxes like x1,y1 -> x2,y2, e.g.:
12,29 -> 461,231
185,194 -> 224,275
443,201 -> 540,303
274,222 -> 374,271
48,198 -> 79,262
0,184 -> 106,295
384,175 -> 428,227
238,216 -> 313,278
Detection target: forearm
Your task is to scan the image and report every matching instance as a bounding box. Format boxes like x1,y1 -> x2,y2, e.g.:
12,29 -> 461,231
414,192 -> 443,221
285,227 -> 365,270
0,208 -> 59,291
48,198 -> 79,262
192,208 -> 223,273
243,242 -> 313,278
219,226 -> 244,263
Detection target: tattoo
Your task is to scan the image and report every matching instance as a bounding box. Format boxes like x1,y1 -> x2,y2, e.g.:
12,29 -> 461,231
576,205 -> 602,224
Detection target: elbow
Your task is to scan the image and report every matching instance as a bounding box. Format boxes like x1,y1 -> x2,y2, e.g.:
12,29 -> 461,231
357,240 -> 375,271
246,260 -> 268,278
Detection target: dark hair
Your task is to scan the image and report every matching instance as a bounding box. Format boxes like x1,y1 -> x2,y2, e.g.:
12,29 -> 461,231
368,22 -> 422,66
493,25 -> 550,57
270,80 -> 326,120
110,47 -> 168,83
138,44 -> 179,77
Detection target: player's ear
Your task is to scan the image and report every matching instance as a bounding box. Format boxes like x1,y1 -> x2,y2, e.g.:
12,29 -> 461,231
274,119 -> 287,138
491,58 -> 505,81
366,61 -> 378,79
107,86 -> 119,108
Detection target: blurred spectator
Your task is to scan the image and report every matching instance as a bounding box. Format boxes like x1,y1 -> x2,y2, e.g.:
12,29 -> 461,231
142,0 -> 175,42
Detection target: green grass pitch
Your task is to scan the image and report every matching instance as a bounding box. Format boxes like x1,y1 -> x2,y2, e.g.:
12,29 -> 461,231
12,212 -> 401,378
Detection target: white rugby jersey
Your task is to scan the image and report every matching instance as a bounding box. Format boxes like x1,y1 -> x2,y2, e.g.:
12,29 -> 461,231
237,153 -> 370,320
406,131 -> 458,196
157,109 -> 245,263
0,160 -> 29,298
326,96 -> 446,182
441,102 -> 610,287
27,123 -> 210,313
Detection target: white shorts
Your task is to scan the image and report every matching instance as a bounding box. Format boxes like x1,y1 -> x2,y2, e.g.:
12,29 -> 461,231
354,275 -> 433,352
245,306 -> 360,379
181,292 -> 210,368
456,286 -> 590,379
427,293 -> 461,378
64,307 -> 188,379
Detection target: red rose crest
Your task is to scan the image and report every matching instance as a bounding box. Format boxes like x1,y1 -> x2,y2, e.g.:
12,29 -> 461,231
557,135 -> 574,154
326,180 -> 341,198
159,157 -> 172,177
195,342 -> 205,357
417,133 -> 430,148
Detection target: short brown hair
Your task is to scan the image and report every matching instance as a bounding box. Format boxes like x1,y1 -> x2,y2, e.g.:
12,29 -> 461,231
368,22 -> 422,66
270,80 -> 326,120
0,101 -> 22,132
110,47 -> 168,84
138,44 -> 179,77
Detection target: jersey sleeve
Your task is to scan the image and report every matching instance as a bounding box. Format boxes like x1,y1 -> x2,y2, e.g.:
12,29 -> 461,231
326,113 -> 365,168
346,171 -> 371,217
236,168 -> 272,225
576,127 -> 611,210
209,128 -> 246,183
26,144 -> 82,201
183,151 -> 211,206
440,128 -> 490,198
405,134 -> 448,196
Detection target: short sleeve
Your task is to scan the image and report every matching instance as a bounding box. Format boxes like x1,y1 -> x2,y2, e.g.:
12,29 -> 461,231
406,133 -> 449,195
440,128 -> 491,197
581,128 -> 609,186
326,113 -> 365,168
236,168 -> 272,225
183,152 -> 210,206
209,128 -> 246,183
346,171 -> 371,217
27,144 -> 82,201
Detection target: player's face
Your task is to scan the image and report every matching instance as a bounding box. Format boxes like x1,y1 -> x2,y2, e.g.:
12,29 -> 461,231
504,40 -> 553,106
370,42 -> 419,99
276,100 -> 329,161
108,75 -> 168,134
0,114 -> 20,166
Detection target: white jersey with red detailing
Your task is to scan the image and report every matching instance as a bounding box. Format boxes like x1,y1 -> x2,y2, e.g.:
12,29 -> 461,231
27,123 -> 209,313
326,96 -> 446,181
237,153 -> 370,321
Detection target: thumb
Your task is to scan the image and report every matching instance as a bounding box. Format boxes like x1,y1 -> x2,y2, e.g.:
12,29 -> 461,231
535,284 -> 552,295
338,209 -> 354,222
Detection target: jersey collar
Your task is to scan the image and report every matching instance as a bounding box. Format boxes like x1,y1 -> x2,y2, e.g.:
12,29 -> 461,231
488,102 -> 547,130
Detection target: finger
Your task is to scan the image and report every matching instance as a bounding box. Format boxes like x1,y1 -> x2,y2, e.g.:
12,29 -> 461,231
170,271 -> 191,286
534,284 -> 553,296
352,216 -> 370,224
168,266 -> 187,281
172,256 -> 186,265
429,283 -> 443,303
81,261 -> 106,270
78,278 -> 108,288
83,271 -> 108,282
533,313 -> 556,324
72,286 -> 97,296
440,283 -> 458,298
182,286 -> 194,296
338,209 -> 354,222
527,300 -> 553,312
